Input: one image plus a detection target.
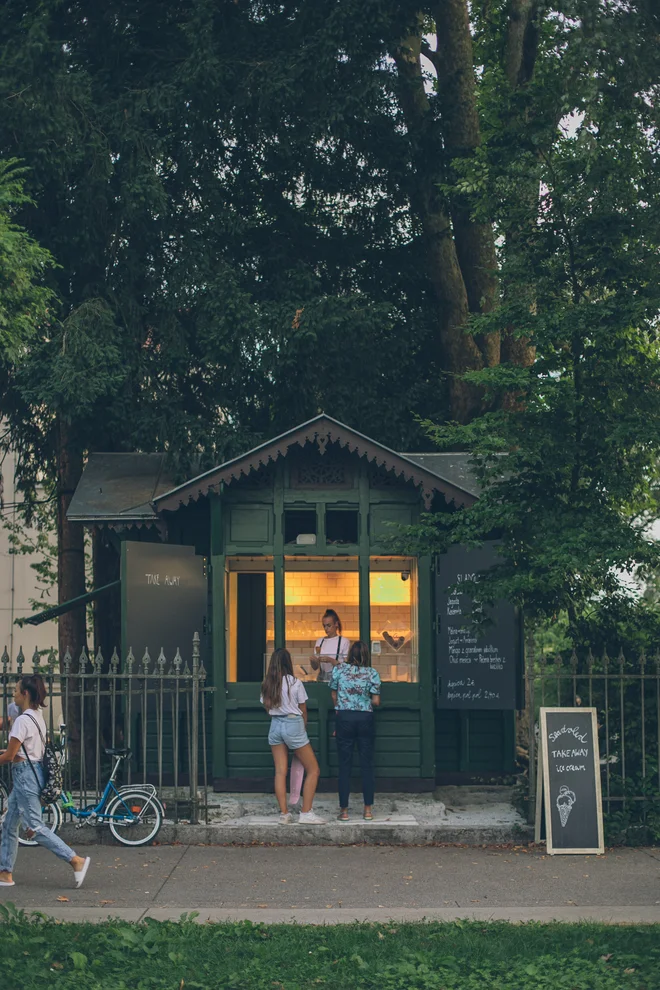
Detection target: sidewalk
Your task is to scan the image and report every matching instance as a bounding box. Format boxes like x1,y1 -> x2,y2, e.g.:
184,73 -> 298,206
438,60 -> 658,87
2,843 -> 660,924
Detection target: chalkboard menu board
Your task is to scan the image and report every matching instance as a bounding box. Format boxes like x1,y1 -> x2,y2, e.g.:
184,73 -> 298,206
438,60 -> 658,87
435,543 -> 520,710
122,542 -> 208,668
539,707 -> 604,855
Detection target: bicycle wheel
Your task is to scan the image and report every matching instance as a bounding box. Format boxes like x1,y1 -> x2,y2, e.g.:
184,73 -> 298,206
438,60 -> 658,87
106,789 -> 162,846
18,801 -> 63,847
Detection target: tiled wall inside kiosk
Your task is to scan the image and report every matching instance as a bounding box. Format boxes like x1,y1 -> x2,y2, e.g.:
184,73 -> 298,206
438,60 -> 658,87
280,570 -> 418,682
281,571 -> 359,677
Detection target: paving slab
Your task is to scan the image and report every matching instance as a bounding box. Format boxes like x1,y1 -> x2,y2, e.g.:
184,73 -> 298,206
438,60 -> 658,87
2,843 -> 660,924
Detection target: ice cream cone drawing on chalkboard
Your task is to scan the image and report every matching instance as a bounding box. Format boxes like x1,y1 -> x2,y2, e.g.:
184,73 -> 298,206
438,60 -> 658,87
556,785 -> 576,827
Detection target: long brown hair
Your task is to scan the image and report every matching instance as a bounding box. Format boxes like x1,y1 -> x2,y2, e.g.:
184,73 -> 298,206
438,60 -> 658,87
18,674 -> 47,708
261,648 -> 295,710
347,641 -> 370,668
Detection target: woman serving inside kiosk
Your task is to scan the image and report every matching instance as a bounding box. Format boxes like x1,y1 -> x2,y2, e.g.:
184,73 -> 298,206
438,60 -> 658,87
310,609 -> 349,683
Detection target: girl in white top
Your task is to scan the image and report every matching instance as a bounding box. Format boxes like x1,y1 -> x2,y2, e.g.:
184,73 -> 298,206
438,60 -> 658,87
0,674 -> 91,889
310,609 -> 349,683
260,649 -> 326,825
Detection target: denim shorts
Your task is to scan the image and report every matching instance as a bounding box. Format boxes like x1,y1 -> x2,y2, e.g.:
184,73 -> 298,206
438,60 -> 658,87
268,715 -> 310,750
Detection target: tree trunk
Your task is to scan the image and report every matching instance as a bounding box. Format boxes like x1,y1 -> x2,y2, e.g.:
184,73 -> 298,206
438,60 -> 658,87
500,0 -> 540,373
92,528 -> 121,749
434,0 -> 500,343
56,417 -> 86,661
56,416 -> 86,764
92,528 -> 120,659
394,24 -> 489,424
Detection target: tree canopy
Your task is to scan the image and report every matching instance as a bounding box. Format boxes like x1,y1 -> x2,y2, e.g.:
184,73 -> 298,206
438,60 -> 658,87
0,0 -> 659,645
0,159 -> 53,365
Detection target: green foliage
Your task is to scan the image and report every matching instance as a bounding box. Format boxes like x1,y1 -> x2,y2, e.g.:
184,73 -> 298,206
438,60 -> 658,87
0,917 -> 658,989
0,159 -> 54,362
399,53 -> 660,624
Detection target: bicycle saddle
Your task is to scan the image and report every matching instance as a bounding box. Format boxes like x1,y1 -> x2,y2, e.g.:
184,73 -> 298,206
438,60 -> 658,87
104,747 -> 132,758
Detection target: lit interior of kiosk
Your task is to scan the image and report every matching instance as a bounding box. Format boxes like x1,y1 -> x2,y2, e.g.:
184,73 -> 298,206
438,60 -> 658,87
226,557 -> 418,683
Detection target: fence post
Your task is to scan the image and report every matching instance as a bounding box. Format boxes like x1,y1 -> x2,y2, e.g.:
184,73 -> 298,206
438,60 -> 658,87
190,632 -> 200,825
526,632 -> 536,825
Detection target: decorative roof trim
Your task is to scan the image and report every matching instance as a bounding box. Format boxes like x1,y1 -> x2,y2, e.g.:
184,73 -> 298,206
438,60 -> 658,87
154,414 -> 476,512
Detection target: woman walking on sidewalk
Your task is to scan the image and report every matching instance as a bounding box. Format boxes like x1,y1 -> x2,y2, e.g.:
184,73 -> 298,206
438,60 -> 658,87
330,641 -> 381,821
0,674 -> 90,889
261,649 -> 326,824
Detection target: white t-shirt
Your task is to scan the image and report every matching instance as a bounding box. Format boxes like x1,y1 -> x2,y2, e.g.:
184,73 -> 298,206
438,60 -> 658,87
261,675 -> 308,716
9,709 -> 47,761
315,635 -> 349,677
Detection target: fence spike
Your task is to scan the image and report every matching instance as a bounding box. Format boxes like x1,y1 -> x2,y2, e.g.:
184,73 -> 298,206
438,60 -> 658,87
638,649 -> 647,672
31,647 -> 40,673
554,652 -> 563,669
586,648 -> 595,672
618,648 -> 626,671
173,647 -> 182,675
93,647 -> 104,675
110,647 -> 120,674
125,647 -> 135,674
47,648 -> 56,676
1,647 -> 8,675
157,648 -> 167,675
16,646 -> 25,675
182,659 -> 191,677
63,648 -> 72,675
601,648 -> 610,671
199,661 -> 207,681
570,649 -> 579,670
139,648 -> 151,676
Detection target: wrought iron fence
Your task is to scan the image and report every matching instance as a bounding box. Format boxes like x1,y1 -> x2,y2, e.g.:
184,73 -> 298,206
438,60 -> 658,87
0,632 -> 214,824
525,640 -> 660,837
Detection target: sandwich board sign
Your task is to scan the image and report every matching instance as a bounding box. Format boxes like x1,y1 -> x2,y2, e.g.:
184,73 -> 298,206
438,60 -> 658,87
536,707 -> 604,855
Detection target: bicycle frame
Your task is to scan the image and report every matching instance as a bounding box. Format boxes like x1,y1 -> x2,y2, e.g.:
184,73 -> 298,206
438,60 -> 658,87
64,754 -> 137,822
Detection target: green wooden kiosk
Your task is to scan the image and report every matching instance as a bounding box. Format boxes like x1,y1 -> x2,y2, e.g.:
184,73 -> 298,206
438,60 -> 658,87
68,414 -> 519,790
155,415 -> 518,790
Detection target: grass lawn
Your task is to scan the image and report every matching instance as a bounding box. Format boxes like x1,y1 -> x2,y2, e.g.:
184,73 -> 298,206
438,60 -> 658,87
1,906 -> 659,989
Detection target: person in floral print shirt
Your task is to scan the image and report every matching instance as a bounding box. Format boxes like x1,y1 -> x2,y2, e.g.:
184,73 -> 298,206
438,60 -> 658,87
330,641 -> 381,821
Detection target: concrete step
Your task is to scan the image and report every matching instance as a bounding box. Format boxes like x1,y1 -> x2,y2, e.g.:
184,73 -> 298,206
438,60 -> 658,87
53,786 -> 531,847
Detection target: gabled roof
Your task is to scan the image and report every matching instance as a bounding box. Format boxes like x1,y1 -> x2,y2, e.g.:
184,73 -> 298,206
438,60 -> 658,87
154,414 -> 477,511
404,453 -> 482,499
67,453 -> 176,527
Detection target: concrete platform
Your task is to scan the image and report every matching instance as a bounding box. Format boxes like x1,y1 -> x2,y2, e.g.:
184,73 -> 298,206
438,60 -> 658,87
56,786 -> 533,846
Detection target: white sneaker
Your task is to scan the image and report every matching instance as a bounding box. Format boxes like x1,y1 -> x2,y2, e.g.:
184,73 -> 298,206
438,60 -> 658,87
279,812 -> 292,824
298,810 -> 327,825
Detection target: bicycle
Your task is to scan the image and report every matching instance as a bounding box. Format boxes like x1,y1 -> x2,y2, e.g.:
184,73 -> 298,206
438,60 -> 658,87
58,746 -> 164,846
0,721 -> 164,847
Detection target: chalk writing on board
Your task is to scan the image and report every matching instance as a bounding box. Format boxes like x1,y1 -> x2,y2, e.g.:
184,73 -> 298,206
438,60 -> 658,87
145,573 -> 181,587
436,543 -> 519,710
548,724 -> 588,744
447,626 -> 505,670
556,786 -> 576,827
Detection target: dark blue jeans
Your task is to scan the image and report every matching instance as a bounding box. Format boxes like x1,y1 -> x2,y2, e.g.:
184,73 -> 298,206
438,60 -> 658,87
335,711 -> 375,808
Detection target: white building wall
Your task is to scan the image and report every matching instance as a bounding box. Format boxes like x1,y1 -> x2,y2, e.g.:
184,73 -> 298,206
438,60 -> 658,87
0,448 -> 59,660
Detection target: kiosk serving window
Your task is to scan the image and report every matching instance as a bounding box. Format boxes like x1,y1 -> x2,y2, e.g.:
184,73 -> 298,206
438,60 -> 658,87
226,558 -> 274,682
370,557 -> 418,683
284,558 -> 359,682
226,555 -> 418,683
